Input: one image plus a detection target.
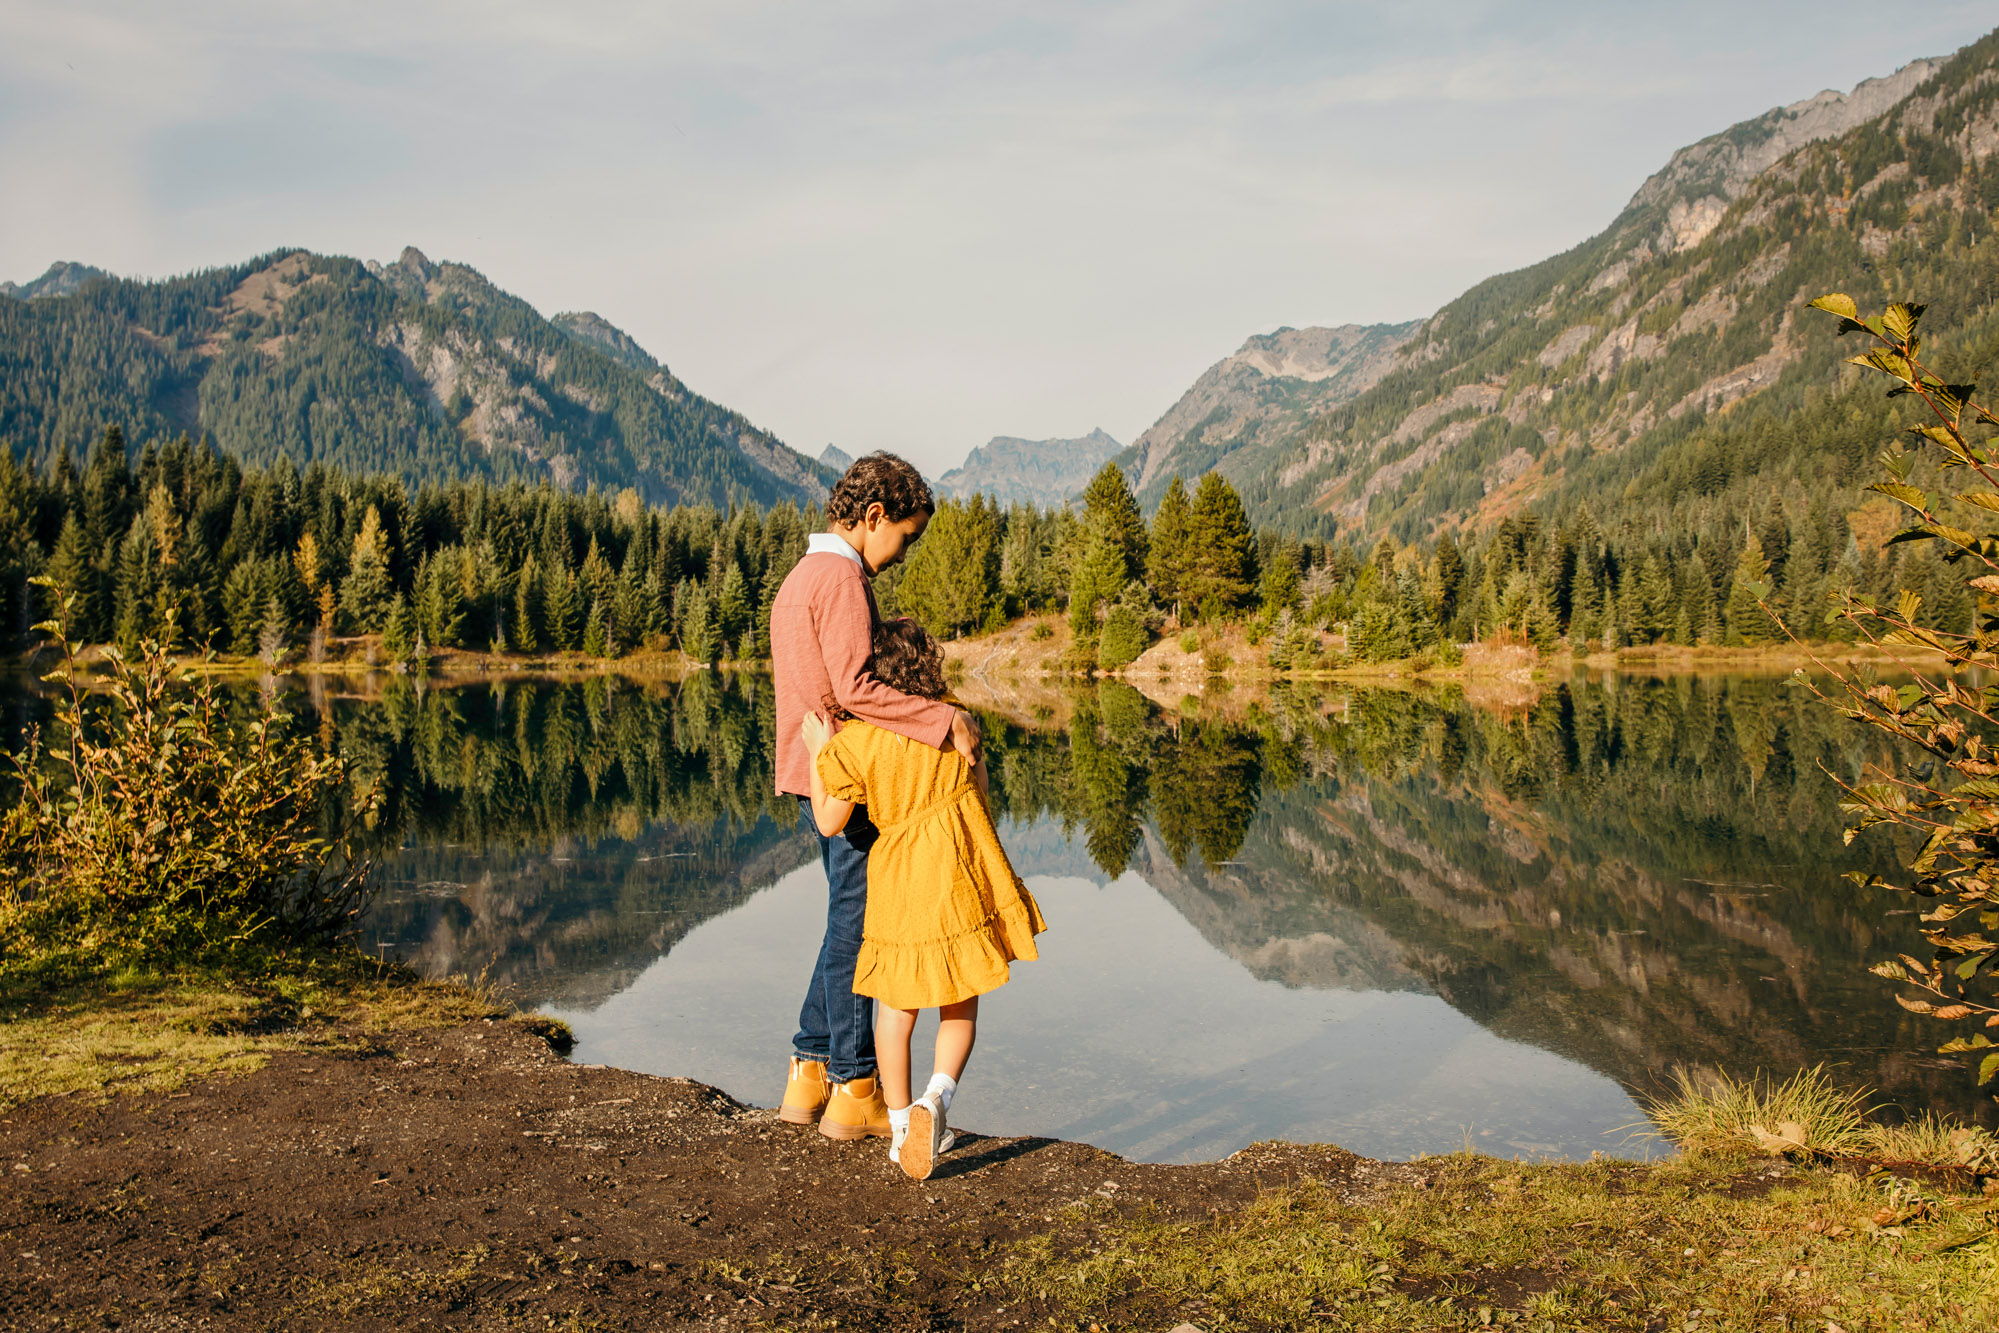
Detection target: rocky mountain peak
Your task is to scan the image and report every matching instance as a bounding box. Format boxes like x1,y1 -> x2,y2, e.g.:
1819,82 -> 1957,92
0,260 -> 111,300
552,311 -> 661,374
1119,320 -> 1420,500
935,430 -> 1125,507
1622,57 -> 1944,252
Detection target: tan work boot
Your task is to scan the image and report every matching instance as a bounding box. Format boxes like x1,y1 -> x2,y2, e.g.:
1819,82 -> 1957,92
818,1075 -> 893,1140
778,1056 -> 830,1125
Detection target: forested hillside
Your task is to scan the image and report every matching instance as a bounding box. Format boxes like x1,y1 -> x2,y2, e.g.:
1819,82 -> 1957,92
0,247 -> 832,509
1198,29 -> 1999,570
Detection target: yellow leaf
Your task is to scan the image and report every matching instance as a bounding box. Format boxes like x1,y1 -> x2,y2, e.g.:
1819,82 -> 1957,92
1811,293 -> 1860,320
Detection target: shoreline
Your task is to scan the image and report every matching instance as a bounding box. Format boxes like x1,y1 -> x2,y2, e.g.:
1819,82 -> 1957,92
1,972 -> 1989,1329
3,630 -> 1944,699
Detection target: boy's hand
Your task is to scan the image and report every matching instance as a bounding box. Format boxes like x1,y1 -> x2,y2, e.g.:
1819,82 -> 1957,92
949,708 -> 982,765
800,711 -> 834,756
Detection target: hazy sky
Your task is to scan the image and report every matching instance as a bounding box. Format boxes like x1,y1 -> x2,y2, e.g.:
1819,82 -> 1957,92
1,3 -> 1992,477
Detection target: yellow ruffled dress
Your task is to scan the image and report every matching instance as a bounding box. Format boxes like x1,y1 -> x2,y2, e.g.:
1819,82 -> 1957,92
816,720 -> 1047,1010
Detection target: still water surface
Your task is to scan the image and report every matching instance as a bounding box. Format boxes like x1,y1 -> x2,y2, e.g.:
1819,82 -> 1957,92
313,669 -> 1981,1163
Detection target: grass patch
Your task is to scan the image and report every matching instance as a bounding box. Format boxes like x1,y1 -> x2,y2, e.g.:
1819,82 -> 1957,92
997,1154 -> 1998,1330
0,951 -> 514,1111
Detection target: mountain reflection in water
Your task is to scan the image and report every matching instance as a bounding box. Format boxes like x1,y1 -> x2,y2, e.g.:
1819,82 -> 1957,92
314,669 -> 1976,1161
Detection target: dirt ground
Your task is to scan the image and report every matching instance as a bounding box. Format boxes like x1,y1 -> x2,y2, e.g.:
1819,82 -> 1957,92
0,1014 -> 1387,1331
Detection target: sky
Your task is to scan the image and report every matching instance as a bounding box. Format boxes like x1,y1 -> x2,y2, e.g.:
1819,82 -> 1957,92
1,3 -> 1994,478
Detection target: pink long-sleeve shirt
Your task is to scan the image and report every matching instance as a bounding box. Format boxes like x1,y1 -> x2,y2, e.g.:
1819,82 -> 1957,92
770,546 -> 956,798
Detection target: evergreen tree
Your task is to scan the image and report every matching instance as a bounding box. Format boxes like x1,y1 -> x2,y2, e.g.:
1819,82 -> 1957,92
543,559 -> 580,650
716,561 -> 752,657
1068,535 -> 1128,635
513,554 -> 543,654
1258,540 -> 1300,616
642,567 -> 670,644
1078,461 -> 1147,582
1723,531 -> 1775,645
582,596 -> 610,659
677,578 -> 716,662
898,496 -> 1003,638
382,593 -> 414,661
416,551 -> 467,649
1181,473 -> 1255,619
1435,532 -> 1466,628
43,512 -> 100,640
340,505 -> 393,633
1146,476 -> 1192,615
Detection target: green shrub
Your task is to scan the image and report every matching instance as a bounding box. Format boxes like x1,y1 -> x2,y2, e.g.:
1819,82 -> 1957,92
1029,620 -> 1054,641
1178,629 -> 1200,654
1203,647 -> 1233,676
1096,603 -> 1150,671
0,588 -> 377,979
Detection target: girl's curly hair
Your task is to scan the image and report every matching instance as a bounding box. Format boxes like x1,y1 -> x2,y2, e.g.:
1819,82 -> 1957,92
822,618 -> 947,720
826,452 -> 934,526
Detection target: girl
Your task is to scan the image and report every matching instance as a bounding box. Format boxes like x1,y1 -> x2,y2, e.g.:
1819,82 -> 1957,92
800,618 -> 1047,1180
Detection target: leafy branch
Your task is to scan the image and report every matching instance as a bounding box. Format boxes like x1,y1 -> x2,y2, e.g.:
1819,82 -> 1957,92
1780,294 -> 1999,1083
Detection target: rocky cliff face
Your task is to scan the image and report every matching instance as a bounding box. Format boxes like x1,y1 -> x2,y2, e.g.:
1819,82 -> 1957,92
1184,31 -> 1999,545
1119,322 -> 1420,504
934,428 -> 1124,507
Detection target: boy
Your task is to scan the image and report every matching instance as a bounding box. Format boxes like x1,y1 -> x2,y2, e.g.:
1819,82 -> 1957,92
769,452 -> 981,1139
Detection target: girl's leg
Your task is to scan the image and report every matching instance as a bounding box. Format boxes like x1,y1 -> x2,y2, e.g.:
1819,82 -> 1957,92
932,996 -> 978,1085
875,1005 -> 918,1110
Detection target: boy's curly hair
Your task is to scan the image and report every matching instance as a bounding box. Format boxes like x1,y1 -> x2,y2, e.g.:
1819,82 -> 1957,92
826,452 -> 934,526
823,618 -> 947,720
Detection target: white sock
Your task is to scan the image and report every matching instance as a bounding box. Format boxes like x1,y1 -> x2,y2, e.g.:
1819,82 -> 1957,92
925,1072 -> 958,1112
888,1105 -> 912,1135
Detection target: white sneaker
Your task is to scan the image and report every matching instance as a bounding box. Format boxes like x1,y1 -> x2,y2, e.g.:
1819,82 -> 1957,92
897,1094 -> 953,1180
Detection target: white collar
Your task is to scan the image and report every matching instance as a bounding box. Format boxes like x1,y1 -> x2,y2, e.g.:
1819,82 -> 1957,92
807,532 -> 865,568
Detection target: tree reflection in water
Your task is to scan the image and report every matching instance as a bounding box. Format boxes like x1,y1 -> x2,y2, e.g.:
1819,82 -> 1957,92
219,667 -> 1979,1122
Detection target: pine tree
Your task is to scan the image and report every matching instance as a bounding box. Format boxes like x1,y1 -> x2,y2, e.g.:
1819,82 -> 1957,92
543,560 -> 580,650
1722,531 -> 1774,645
43,512 -> 101,641
382,593 -> 414,661
1146,476 -> 1191,615
898,496 -> 1002,638
1687,554 -> 1721,645
257,592 -> 290,666
1181,473 -> 1255,619
676,578 -> 716,662
1435,532 -> 1465,628
512,555 -> 542,654
1078,461 -> 1147,582
1068,535 -> 1127,634
716,561 -> 752,657
417,551 -> 466,649
642,567 -> 670,644
340,505 -> 393,634
582,596 -> 610,659
1258,541 -> 1300,616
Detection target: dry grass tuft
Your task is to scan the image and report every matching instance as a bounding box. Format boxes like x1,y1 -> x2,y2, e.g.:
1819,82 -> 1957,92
1644,1064 -> 1872,1159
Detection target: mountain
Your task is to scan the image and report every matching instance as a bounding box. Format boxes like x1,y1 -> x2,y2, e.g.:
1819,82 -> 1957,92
1173,30 -> 1999,549
0,246 -> 834,508
0,260 -> 109,300
935,428 -> 1123,506
819,444 -> 854,472
1118,321 -> 1420,507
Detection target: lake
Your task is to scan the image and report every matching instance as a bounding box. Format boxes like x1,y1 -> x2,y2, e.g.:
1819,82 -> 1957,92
41,665 -> 1961,1164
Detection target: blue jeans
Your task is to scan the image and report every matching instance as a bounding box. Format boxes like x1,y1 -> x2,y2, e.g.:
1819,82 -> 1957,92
792,797 -> 878,1083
